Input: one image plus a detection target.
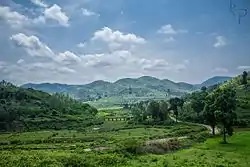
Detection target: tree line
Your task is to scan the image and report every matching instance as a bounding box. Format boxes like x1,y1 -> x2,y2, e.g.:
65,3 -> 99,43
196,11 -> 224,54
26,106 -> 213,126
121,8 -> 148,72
0,80 -> 99,131
131,71 -> 248,143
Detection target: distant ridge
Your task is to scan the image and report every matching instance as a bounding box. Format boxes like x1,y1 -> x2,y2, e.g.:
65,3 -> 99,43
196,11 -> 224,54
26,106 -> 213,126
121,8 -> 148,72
22,75 -> 232,101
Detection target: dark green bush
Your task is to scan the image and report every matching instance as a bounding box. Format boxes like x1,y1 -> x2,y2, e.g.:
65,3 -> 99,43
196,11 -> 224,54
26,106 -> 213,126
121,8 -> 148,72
189,131 -> 210,142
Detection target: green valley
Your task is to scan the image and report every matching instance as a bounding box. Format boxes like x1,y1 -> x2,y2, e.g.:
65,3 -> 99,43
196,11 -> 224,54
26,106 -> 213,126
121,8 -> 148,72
0,71 -> 250,167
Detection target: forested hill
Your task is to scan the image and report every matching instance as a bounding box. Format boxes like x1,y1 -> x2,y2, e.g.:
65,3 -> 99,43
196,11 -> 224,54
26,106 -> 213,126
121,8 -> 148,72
22,76 -> 232,101
180,71 -> 250,127
0,81 -> 102,132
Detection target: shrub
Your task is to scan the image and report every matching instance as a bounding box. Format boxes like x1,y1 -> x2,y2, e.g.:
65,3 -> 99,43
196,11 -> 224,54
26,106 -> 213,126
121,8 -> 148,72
10,139 -> 22,145
189,131 -> 210,142
136,138 -> 181,154
119,138 -> 142,154
0,140 -> 9,145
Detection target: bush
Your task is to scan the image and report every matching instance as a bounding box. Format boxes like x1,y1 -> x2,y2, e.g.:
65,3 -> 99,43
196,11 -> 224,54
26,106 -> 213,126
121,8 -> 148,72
61,155 -> 91,167
189,131 -> 210,142
118,138 -> 142,154
235,119 -> 249,127
10,139 -> 22,145
0,140 -> 9,145
137,138 -> 181,154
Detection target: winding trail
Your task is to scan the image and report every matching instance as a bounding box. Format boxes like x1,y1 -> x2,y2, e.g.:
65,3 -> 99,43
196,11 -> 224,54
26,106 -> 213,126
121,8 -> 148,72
84,115 -> 220,151
169,115 -> 220,135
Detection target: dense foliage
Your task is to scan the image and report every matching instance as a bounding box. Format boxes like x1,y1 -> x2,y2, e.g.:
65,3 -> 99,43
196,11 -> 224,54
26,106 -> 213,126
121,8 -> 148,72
22,76 -> 231,108
130,100 -> 173,125
0,80 -> 102,131
178,71 -> 250,142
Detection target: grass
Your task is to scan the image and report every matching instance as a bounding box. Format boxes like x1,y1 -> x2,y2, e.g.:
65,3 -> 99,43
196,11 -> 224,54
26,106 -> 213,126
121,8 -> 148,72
97,107 -> 132,119
0,122 -> 204,148
120,131 -> 250,167
0,130 -> 249,166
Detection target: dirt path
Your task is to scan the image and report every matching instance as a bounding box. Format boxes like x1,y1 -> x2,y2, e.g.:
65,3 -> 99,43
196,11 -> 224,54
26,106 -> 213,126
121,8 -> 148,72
85,115 -> 220,152
169,115 -> 220,135
145,136 -> 188,145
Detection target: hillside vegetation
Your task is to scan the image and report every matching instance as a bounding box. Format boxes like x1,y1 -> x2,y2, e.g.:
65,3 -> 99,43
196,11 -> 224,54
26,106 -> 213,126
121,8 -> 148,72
180,71 -> 250,127
0,73 -> 249,167
0,81 -> 102,132
22,76 -> 232,107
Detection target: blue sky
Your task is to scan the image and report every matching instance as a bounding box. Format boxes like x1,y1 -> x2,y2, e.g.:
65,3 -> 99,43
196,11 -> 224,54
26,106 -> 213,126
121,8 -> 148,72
0,0 -> 250,85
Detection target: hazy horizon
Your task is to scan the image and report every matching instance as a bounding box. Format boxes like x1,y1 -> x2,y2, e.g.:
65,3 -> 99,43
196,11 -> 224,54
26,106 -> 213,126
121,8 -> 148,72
20,75 -> 233,86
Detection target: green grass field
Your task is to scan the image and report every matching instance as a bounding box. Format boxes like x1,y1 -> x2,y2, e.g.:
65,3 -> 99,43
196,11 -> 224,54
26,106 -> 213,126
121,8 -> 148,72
1,105 -> 249,167
0,130 -> 249,167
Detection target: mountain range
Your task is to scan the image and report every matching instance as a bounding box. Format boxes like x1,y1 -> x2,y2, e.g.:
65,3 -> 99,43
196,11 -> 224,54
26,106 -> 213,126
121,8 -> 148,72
21,76 -> 232,102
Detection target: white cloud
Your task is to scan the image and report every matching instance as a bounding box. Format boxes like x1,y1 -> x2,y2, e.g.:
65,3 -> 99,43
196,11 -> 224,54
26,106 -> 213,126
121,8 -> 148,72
174,64 -> 187,72
237,66 -> 250,70
92,27 -> 146,44
44,4 -> 69,27
183,60 -> 189,64
17,59 -> 24,64
214,36 -> 227,48
0,4 -> 69,28
30,0 -> 48,8
164,37 -> 175,42
10,33 -> 81,65
158,24 -> 188,35
0,6 -> 29,28
10,33 -> 55,58
81,8 -> 99,16
56,51 -> 81,64
77,42 -> 85,48
7,31 -> 189,84
0,61 -> 6,70
212,67 -> 228,73
142,59 -> 169,71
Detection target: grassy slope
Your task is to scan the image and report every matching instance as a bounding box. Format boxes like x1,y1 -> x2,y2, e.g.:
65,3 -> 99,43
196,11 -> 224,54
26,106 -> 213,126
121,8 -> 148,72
124,131 -> 250,167
0,83 -> 101,131
180,72 -> 250,126
220,72 -> 250,126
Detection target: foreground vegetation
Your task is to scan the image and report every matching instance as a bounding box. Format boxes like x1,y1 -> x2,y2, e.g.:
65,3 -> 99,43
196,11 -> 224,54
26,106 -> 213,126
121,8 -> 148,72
0,81 -> 102,132
0,71 -> 249,166
0,130 -> 249,167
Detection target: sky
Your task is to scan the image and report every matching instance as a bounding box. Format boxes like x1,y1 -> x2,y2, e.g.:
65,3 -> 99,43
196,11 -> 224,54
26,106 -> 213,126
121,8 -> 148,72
0,0 -> 250,85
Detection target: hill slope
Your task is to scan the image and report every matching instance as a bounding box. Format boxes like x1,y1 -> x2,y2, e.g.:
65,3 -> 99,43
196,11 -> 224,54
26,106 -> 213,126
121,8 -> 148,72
180,72 -> 250,127
199,76 -> 232,88
218,72 -> 250,126
0,81 -> 101,132
22,76 -> 231,104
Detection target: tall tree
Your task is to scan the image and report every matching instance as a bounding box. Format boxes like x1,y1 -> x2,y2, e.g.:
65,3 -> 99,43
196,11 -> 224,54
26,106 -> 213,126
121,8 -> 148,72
169,97 -> 182,122
242,71 -> 248,85
147,101 -> 160,121
159,100 -> 169,121
191,91 -> 207,117
213,87 -> 237,143
203,93 -> 217,136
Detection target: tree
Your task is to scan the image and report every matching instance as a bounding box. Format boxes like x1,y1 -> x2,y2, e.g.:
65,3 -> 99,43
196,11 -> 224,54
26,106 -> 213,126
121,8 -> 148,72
159,100 -> 169,121
242,71 -> 248,85
147,101 -> 160,121
203,93 -> 217,136
191,98 -> 204,117
201,86 -> 207,92
190,91 -> 207,117
212,87 -> 237,143
169,97 -> 182,122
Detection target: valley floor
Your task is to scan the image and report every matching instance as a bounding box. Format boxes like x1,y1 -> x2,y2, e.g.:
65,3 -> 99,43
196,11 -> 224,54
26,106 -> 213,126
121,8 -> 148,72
0,124 -> 249,167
